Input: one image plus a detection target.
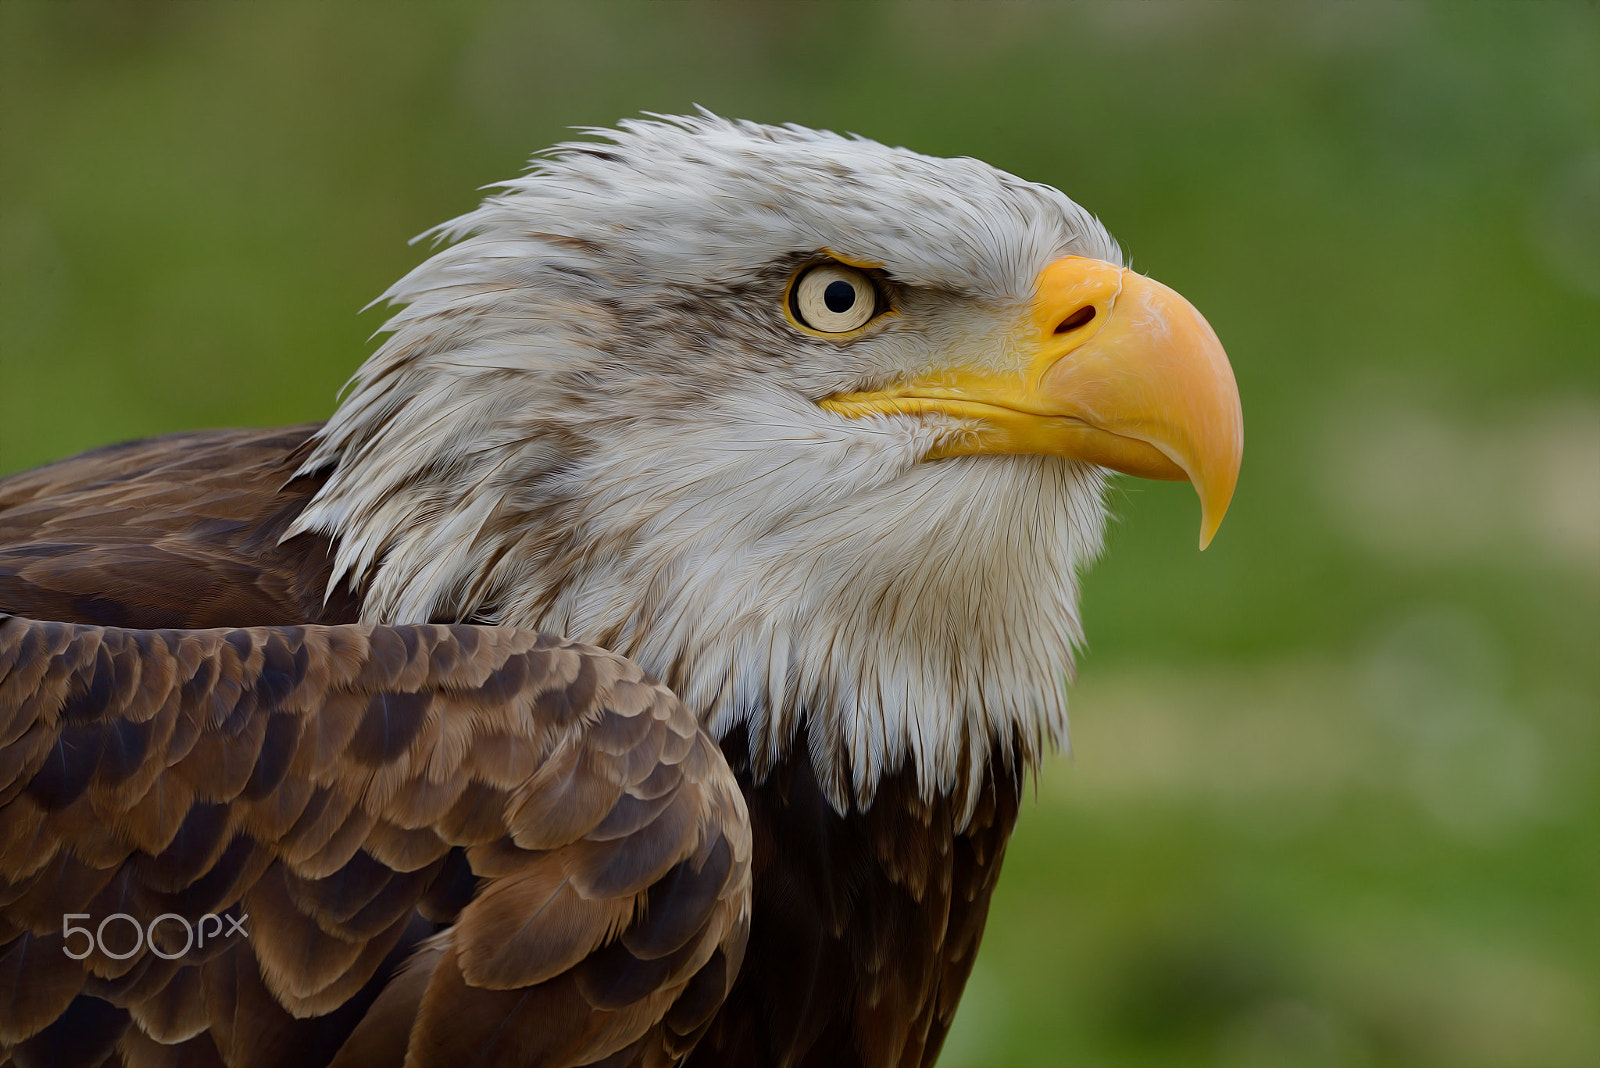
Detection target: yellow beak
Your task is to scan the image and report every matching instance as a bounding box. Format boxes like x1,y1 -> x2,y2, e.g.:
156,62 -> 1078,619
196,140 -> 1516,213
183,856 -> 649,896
819,256 -> 1243,548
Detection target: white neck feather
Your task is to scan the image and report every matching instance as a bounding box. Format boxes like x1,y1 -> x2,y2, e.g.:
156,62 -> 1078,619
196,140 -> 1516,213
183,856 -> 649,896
294,379 -> 1106,821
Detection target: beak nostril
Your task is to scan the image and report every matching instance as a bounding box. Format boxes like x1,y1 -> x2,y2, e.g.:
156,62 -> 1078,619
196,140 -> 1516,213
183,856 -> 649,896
1054,305 -> 1097,334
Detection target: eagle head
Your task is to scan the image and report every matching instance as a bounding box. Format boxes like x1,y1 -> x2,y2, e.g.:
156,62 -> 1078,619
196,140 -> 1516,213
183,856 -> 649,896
289,114 -> 1242,818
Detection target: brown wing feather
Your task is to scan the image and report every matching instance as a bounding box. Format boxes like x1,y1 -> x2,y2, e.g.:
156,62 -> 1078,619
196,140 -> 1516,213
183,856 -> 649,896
0,613 -> 751,1068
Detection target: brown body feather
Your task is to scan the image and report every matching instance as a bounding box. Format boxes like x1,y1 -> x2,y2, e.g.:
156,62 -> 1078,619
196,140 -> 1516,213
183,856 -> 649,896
0,428 -> 1016,1068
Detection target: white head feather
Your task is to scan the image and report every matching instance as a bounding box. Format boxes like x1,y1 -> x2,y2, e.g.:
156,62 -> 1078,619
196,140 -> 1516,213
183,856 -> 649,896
289,113 -> 1125,820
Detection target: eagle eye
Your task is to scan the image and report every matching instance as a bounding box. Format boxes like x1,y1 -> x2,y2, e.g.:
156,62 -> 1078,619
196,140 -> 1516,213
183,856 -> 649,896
790,263 -> 880,334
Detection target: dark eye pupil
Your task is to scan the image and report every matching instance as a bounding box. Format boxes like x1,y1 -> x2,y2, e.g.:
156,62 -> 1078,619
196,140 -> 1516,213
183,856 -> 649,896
823,279 -> 857,313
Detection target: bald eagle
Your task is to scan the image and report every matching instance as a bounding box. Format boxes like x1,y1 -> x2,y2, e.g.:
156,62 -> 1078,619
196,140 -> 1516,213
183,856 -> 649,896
0,115 -> 1240,1068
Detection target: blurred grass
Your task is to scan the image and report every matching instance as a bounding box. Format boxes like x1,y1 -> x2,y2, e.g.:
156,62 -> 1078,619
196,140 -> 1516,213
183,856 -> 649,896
1,3 -> 1596,1065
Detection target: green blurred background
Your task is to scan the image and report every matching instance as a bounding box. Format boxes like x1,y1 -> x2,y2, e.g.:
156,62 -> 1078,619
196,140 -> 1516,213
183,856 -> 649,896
2,3 -> 1596,1065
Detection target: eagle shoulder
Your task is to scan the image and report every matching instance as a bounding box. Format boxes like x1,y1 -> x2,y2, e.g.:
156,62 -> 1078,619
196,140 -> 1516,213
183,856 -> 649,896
0,425 -> 357,629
